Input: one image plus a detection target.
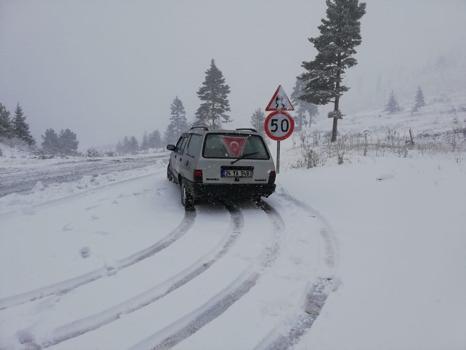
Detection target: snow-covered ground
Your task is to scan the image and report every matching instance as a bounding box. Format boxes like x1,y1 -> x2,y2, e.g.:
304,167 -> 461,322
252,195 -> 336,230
286,155 -> 466,350
0,151 -> 168,197
1,147 -> 465,349
310,92 -> 466,140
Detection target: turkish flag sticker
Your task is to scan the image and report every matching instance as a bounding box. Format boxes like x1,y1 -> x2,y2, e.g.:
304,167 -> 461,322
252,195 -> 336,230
222,136 -> 247,158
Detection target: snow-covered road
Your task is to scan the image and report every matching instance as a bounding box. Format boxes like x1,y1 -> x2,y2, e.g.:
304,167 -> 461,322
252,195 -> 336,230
0,160 -> 336,350
0,153 -> 168,198
2,154 -> 465,349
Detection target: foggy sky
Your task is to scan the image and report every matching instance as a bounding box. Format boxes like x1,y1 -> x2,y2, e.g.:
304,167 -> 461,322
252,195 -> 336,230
1,0 -> 465,148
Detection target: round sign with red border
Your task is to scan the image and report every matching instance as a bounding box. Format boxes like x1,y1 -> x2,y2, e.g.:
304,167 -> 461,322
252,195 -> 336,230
264,110 -> 295,141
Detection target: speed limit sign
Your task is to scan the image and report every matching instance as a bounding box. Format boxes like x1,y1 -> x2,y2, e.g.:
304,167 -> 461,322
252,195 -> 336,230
264,110 -> 295,141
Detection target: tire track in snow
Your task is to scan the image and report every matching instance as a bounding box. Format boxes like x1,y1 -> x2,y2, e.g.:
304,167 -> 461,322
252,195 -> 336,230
277,191 -> 339,270
253,190 -> 340,350
0,211 -> 195,311
253,277 -> 337,350
32,204 -> 244,349
128,201 -> 284,350
0,166 -> 166,219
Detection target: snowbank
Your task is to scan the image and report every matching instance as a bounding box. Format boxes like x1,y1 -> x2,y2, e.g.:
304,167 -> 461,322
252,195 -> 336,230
282,155 -> 466,350
0,162 -> 162,216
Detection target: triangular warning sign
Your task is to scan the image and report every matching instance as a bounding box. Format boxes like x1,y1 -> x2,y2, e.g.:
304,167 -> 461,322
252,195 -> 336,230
265,85 -> 294,111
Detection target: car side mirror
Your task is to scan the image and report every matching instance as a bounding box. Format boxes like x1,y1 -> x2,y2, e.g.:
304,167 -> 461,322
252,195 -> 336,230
166,144 -> 176,151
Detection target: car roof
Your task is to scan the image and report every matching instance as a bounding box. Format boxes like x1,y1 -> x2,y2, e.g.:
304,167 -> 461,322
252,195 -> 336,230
187,127 -> 260,135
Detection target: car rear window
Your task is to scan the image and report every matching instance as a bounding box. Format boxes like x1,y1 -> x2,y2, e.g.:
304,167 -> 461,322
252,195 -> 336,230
203,133 -> 269,159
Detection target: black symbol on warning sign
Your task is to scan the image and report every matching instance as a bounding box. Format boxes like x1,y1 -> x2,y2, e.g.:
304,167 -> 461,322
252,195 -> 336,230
275,96 -> 286,110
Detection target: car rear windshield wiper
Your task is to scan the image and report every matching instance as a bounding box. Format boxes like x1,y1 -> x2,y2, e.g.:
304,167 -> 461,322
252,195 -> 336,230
230,152 -> 259,164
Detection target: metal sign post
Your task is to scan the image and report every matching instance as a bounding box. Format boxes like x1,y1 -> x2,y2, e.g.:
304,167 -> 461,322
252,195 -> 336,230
276,140 -> 281,174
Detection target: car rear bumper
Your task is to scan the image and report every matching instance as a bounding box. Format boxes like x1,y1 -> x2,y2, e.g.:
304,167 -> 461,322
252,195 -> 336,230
187,181 -> 276,199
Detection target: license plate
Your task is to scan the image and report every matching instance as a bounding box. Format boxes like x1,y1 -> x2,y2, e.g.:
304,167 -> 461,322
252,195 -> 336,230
221,169 -> 253,178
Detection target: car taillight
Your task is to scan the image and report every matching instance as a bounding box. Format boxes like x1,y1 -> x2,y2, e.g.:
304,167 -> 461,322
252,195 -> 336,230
268,170 -> 276,185
193,169 -> 203,183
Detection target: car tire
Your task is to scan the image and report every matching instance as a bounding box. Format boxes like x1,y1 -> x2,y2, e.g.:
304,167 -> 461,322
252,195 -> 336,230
180,179 -> 195,210
167,164 -> 173,182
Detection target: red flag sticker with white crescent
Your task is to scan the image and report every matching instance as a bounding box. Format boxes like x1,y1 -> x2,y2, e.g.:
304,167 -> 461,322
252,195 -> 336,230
222,136 -> 247,157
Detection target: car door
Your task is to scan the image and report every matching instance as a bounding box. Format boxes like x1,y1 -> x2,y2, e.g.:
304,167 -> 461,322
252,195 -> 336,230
178,134 -> 192,179
182,133 -> 202,180
171,135 -> 186,179
174,134 -> 190,179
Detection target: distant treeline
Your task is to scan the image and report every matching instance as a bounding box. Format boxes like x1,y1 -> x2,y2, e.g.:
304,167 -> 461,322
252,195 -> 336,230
0,102 -> 79,156
115,130 -> 162,155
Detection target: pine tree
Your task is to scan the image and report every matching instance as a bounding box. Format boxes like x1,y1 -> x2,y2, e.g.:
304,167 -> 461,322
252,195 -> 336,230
165,97 -> 188,144
41,128 -> 60,154
195,59 -> 231,129
58,129 -> 79,155
129,136 -> 139,154
123,137 -> 130,153
141,133 -> 149,150
117,136 -> 130,154
291,77 -> 318,130
12,103 -> 35,145
412,86 -> 425,112
299,0 -> 366,142
148,130 -> 162,148
0,103 -> 13,139
116,140 -> 124,154
385,90 -> 401,114
250,109 -> 265,137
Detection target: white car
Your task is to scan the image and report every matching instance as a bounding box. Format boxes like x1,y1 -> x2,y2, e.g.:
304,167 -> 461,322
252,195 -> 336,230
167,127 -> 276,209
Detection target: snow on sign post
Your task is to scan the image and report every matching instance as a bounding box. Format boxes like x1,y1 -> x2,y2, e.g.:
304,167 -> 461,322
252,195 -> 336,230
264,85 -> 294,174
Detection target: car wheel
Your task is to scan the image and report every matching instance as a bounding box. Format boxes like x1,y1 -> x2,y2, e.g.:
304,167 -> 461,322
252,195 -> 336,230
180,180 -> 195,210
167,165 -> 173,182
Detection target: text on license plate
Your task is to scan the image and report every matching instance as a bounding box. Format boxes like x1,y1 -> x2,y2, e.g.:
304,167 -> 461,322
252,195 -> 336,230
221,170 -> 253,177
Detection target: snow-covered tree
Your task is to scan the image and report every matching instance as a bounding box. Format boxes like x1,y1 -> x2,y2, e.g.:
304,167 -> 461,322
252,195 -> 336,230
58,129 -> 79,155
12,103 -> 35,146
165,97 -> 188,144
141,133 -> 149,150
291,77 -> 318,129
115,140 -> 123,154
412,86 -> 425,112
116,137 -> 129,154
41,128 -> 60,154
148,130 -> 162,149
250,109 -> 265,137
385,90 -> 401,114
195,59 -> 231,129
0,103 -> 13,139
128,136 -> 137,153
299,0 -> 366,142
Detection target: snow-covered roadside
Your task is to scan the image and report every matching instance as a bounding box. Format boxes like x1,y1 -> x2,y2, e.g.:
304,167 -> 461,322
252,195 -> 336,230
281,155 -> 466,350
0,145 -> 167,169
0,161 -> 165,216
0,152 -> 169,198
309,93 -> 466,138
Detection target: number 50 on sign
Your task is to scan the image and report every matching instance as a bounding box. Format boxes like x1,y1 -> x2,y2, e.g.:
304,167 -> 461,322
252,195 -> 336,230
264,110 -> 295,141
